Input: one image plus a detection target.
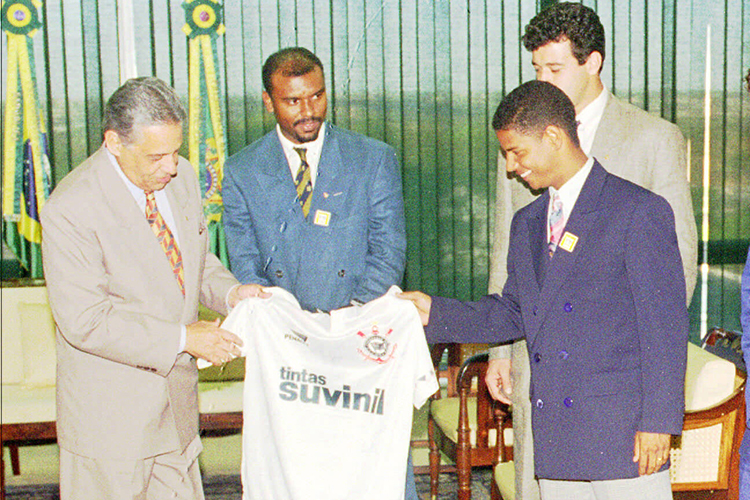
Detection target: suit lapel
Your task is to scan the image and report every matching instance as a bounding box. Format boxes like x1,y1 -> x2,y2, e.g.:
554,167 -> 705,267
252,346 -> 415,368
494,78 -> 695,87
257,133 -> 300,207
165,170 -> 194,307
526,195 -> 548,289
509,196 -> 545,340
94,147 -> 148,226
530,162 -> 608,339
310,125 -> 346,212
94,147 -> 186,308
589,93 -> 626,165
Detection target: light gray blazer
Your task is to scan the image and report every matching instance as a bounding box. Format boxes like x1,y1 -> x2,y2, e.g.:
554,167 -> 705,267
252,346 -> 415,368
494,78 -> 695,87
42,146 -> 239,460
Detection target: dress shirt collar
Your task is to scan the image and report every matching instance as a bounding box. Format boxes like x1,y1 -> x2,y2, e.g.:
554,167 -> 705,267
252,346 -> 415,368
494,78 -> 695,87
276,122 -> 326,187
576,86 -> 608,155
105,144 -> 180,244
548,157 -> 595,222
106,146 -> 147,207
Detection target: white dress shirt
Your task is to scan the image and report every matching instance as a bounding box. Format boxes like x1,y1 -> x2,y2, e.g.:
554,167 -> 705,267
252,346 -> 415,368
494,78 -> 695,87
106,146 -> 189,351
547,157 -> 595,239
277,122 -> 326,187
107,147 -> 181,246
576,87 -> 608,156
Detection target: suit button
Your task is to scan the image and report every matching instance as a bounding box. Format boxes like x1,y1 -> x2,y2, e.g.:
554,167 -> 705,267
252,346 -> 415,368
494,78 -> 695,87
558,350 -> 569,360
271,245 -> 277,252
338,269 -> 346,277
535,399 -> 544,409
275,270 -> 284,278
279,222 -> 287,232
533,353 -> 541,363
563,303 -> 573,312
563,397 -> 573,408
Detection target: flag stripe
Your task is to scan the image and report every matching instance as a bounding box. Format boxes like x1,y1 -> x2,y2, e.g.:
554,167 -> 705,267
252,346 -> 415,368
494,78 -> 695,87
3,35 -> 21,216
3,22 -> 52,276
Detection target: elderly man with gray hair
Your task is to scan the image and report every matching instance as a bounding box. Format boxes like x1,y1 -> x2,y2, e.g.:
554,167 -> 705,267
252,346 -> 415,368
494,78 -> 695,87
42,77 -> 261,499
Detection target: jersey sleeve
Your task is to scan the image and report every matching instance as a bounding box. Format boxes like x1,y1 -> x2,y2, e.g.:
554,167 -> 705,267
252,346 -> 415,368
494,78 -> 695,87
404,301 -> 439,409
220,299 -> 256,359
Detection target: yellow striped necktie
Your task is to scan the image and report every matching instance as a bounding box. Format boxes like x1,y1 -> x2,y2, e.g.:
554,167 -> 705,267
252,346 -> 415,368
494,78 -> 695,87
293,147 -> 313,217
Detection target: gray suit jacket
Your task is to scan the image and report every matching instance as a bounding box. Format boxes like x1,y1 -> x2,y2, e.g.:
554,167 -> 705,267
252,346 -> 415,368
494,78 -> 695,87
41,146 -> 239,460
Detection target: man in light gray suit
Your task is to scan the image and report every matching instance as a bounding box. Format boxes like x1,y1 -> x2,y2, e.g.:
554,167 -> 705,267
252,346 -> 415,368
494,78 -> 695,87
485,4 -> 698,499
42,77 -> 259,499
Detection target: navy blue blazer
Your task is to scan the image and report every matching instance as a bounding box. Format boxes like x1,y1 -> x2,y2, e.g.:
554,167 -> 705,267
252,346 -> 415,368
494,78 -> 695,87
426,161 -> 689,481
740,245 -> 750,423
223,124 -> 406,312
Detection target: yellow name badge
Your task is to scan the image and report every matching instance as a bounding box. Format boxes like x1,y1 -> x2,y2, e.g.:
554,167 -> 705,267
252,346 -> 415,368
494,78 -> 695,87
558,232 -> 579,253
313,210 -> 331,227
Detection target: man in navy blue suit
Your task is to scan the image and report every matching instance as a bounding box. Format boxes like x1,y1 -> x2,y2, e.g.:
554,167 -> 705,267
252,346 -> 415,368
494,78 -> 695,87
402,80 -> 689,500
223,47 -> 406,313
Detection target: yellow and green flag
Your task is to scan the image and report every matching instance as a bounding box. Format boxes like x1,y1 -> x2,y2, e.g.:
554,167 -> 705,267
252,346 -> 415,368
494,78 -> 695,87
2,0 -> 52,278
182,0 -> 229,265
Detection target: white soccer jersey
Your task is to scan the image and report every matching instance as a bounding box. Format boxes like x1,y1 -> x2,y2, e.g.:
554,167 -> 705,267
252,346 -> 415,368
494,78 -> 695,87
221,286 -> 439,500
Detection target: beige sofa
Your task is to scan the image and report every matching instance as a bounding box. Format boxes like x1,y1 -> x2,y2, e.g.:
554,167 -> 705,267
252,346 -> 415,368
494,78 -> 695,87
0,282 -> 245,496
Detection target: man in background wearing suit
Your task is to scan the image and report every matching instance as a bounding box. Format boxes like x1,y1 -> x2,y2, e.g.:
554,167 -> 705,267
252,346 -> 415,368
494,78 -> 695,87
42,77 -> 259,499
222,47 -> 413,494
402,80 -> 689,500
485,4 -> 698,498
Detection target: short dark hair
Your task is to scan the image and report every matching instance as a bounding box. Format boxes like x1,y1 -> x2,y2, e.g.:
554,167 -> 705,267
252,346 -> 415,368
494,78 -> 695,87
523,2 -> 606,67
492,80 -> 580,149
262,47 -> 324,94
103,77 -> 186,143
746,68 -> 750,93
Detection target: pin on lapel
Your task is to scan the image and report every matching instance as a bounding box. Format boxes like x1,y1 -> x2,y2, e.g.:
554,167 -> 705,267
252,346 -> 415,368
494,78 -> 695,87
558,232 -> 578,253
313,210 -> 331,227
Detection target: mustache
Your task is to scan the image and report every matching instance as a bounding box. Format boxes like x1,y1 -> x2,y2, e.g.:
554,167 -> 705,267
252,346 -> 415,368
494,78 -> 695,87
294,117 -> 324,127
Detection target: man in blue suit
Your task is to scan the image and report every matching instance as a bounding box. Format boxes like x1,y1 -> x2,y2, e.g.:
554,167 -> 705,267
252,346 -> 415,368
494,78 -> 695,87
223,47 -> 415,497
223,47 -> 406,313
402,80 -> 689,500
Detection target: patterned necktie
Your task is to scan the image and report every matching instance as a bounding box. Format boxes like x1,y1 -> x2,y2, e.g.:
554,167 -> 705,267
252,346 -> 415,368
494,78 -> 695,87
145,191 -> 185,295
293,147 -> 313,217
548,191 -> 565,257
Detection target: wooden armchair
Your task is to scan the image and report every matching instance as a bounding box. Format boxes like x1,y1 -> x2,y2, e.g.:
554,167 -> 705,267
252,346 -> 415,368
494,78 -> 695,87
671,336 -> 747,499
428,345 -> 512,499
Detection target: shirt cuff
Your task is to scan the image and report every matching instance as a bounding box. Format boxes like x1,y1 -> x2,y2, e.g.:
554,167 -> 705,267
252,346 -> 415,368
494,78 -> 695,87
225,283 -> 241,311
179,325 -> 187,353
489,345 -> 511,360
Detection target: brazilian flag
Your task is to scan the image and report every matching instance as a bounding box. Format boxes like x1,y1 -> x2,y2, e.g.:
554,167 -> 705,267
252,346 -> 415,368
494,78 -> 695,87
183,0 -> 229,266
2,0 -> 52,278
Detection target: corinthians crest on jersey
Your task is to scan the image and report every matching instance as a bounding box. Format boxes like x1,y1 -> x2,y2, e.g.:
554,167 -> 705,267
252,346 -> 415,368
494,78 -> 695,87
357,324 -> 397,364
